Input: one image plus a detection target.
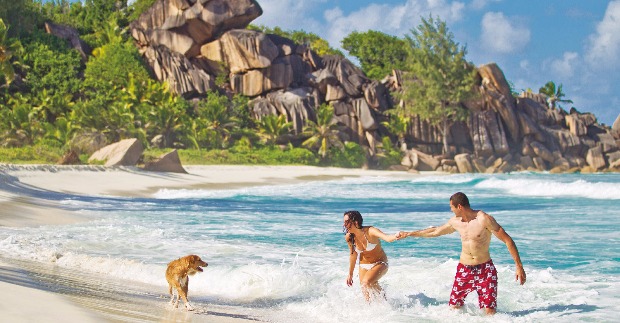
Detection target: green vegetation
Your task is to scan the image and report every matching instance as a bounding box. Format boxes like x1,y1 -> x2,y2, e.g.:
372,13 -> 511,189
2,1 -> 580,169
257,114 -> 292,145
302,104 -> 344,160
539,81 -> 573,109
0,19 -> 23,87
398,16 -> 478,154
341,30 -> 409,80
0,5 -> 363,167
0,144 -> 66,164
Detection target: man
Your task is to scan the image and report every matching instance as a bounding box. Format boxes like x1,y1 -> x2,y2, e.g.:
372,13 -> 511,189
397,192 -> 526,315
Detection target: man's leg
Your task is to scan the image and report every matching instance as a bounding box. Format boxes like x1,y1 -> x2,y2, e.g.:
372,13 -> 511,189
476,261 -> 498,315
484,308 -> 497,315
449,263 -> 473,309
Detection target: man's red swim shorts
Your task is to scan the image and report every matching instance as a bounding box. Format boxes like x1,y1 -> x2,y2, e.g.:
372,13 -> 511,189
449,259 -> 498,309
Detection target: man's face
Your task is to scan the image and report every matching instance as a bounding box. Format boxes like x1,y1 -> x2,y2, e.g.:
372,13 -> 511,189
450,201 -> 461,217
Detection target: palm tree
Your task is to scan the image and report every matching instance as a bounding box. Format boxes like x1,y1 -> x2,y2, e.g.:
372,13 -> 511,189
196,92 -> 238,149
257,114 -> 292,145
302,104 -> 343,159
138,80 -> 188,148
0,19 -> 23,87
539,81 -> 573,109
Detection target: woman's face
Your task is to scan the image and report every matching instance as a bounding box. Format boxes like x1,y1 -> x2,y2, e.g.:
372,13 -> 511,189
343,215 -> 352,233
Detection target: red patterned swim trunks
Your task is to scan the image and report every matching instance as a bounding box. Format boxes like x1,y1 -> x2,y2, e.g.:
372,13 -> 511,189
449,259 -> 498,309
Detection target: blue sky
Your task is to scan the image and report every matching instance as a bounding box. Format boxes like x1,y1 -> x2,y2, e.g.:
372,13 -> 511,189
253,0 -> 619,125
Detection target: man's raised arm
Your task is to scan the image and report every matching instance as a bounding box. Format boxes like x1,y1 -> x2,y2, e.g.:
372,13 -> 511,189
397,222 -> 455,239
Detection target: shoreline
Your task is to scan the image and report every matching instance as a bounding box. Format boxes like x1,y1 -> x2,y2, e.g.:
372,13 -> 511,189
0,164 -> 422,198
0,164 -> 424,322
0,257 -> 264,323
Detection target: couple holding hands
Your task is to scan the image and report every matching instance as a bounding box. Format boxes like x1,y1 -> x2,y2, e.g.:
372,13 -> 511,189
342,192 -> 526,315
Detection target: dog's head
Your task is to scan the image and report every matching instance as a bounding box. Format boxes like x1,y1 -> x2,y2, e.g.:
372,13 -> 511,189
185,255 -> 208,275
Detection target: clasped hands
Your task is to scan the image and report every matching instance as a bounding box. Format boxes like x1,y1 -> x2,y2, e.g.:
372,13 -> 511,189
395,231 -> 409,240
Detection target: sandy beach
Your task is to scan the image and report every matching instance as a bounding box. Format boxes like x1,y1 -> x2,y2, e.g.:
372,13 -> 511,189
0,164 -> 420,322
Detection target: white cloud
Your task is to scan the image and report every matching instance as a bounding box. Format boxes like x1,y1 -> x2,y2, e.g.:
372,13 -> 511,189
519,60 -> 530,71
322,0 -> 466,50
585,0 -> 620,69
252,0 -> 325,31
480,12 -> 530,54
253,0 -> 467,51
470,0 -> 501,10
550,52 -> 579,79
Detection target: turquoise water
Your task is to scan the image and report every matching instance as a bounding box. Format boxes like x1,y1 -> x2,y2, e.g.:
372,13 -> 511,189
1,172 -> 619,322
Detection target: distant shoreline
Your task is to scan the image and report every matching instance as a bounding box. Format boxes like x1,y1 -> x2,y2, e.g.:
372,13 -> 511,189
0,164 -> 423,198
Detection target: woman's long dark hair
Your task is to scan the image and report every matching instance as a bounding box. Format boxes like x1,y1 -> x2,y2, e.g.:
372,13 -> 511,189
344,210 -> 363,254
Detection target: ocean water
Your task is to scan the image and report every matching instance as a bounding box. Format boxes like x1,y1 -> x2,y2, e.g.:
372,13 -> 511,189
1,172 -> 619,322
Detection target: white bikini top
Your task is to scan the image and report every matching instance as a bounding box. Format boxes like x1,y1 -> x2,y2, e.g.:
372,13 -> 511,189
362,230 -> 377,252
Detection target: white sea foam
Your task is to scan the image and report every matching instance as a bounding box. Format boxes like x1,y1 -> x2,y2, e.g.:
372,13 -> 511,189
1,228 -> 618,322
409,173 -> 481,184
154,178 -> 449,200
1,172 -> 618,322
474,177 -> 620,199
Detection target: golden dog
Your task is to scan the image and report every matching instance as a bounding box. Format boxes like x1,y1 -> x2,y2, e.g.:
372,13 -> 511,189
165,255 -> 208,310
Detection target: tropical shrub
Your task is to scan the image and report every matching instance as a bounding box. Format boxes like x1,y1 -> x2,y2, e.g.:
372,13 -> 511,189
0,144 -> 64,163
83,41 -> 151,97
257,114 -> 292,145
328,141 -> 366,168
0,19 -> 24,88
375,137 -> 403,169
302,103 -> 343,159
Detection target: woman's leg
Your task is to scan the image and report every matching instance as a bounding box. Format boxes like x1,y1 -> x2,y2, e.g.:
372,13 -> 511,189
359,264 -> 388,302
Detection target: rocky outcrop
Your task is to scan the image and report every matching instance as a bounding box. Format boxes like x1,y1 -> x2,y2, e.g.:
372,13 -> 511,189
130,0 -> 262,57
131,0 -> 261,97
143,45 -> 214,97
89,138 -> 144,167
201,29 -> 279,74
58,150 -> 81,165
143,149 -> 187,173
478,63 -> 520,142
45,22 -> 91,60
613,114 -> 620,138
454,153 -> 473,173
128,0 -> 619,173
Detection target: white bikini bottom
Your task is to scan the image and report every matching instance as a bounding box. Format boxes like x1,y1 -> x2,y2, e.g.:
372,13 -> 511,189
359,261 -> 389,270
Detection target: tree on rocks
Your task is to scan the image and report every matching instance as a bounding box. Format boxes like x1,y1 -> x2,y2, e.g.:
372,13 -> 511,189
399,16 -> 478,155
538,81 -> 573,109
341,30 -> 409,80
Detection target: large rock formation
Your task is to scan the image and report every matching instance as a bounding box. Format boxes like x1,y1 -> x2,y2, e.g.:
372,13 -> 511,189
130,0 -> 262,98
128,0 -> 619,172
130,0 -> 395,152
130,0 -> 263,57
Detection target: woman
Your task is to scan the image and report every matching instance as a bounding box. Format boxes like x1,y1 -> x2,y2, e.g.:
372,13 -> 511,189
343,210 -> 399,301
